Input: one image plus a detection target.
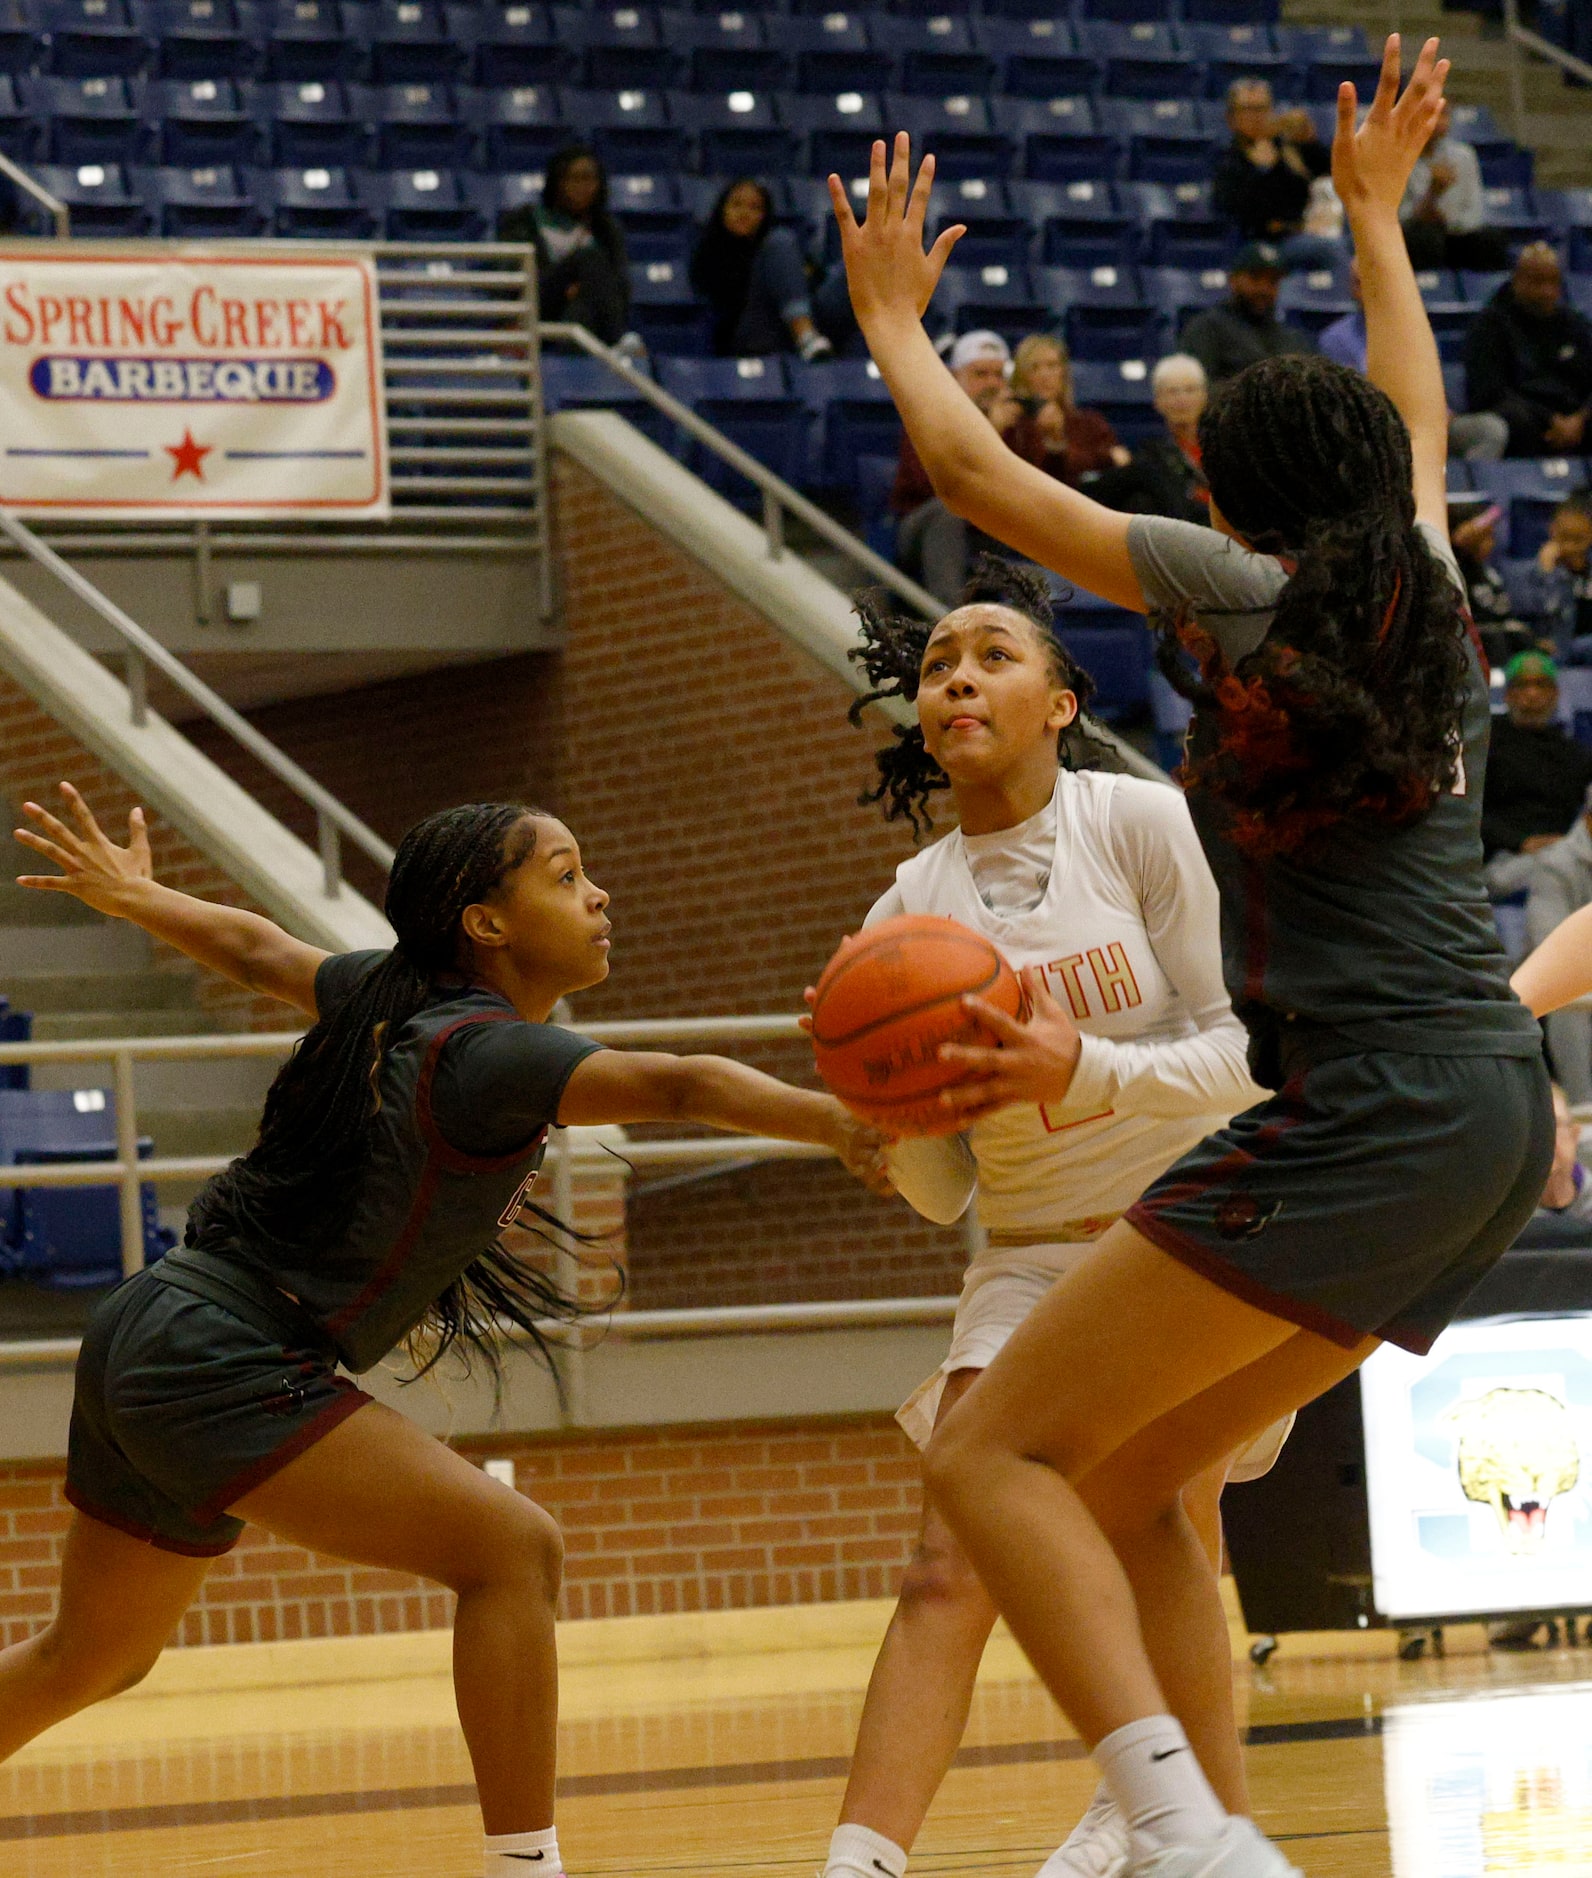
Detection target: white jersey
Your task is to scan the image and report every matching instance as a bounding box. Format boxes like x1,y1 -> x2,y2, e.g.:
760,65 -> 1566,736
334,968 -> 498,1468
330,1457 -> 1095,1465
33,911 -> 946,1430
865,768 -> 1264,1237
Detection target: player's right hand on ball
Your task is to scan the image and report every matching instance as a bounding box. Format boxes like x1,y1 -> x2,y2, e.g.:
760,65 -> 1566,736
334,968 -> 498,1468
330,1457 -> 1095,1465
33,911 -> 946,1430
827,1101 -> 896,1197
15,782 -> 154,914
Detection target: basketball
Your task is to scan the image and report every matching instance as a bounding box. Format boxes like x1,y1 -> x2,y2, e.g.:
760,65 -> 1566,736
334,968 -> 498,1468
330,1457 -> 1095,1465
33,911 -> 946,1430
809,915 -> 1023,1135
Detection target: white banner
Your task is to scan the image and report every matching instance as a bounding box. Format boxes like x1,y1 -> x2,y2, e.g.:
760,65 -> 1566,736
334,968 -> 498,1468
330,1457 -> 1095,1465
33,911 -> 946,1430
0,248 -> 388,518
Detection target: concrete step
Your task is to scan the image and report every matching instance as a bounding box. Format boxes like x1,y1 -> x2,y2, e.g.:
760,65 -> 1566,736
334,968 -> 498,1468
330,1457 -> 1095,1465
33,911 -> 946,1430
0,970 -> 199,1015
0,922 -> 151,974
31,1008 -> 218,1042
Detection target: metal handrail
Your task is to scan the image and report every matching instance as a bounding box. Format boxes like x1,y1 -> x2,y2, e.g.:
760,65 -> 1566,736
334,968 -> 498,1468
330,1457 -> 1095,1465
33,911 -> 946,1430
0,512 -> 396,896
1502,0 -> 1592,141
0,151 -> 68,239
540,321 -> 946,620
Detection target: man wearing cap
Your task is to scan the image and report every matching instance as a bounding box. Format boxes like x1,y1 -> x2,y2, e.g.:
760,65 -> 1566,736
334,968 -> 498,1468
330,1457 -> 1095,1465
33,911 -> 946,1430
1527,781 -> 1592,1103
1464,244 -> 1592,456
1212,79 -> 1337,270
1482,649 -> 1592,896
1178,244 -> 1314,385
891,330 -> 1028,602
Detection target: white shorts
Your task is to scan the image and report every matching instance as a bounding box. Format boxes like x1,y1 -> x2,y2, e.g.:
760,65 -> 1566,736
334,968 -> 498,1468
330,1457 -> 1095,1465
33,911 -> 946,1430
896,1242 -> 1294,1483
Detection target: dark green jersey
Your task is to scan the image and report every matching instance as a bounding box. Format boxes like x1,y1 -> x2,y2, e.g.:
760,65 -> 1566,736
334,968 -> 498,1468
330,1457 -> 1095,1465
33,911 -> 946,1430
1125,517 -> 1543,1070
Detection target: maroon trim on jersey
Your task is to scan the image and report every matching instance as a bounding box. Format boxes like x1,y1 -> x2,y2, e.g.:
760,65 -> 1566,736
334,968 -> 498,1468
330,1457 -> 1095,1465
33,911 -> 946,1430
64,1481 -> 241,1558
323,1014 -> 542,1342
194,1381 -> 372,1523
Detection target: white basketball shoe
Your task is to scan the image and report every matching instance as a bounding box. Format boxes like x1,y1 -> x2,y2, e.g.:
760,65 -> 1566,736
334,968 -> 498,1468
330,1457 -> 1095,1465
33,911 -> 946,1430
1035,1791 -> 1132,1878
1130,1817 -> 1304,1878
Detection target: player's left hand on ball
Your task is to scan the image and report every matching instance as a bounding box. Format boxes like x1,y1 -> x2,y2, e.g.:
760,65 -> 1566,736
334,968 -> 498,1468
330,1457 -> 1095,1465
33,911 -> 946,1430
830,1106 -> 896,1196
936,966 -> 1083,1118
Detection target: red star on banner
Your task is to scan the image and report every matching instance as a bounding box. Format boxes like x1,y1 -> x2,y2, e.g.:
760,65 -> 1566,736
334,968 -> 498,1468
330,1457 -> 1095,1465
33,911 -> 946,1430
164,429 -> 213,480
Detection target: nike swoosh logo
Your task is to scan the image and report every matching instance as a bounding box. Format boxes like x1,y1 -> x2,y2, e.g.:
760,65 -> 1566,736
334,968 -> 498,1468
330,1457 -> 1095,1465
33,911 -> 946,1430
501,1855 -> 546,1862
1150,1746 -> 1188,1762
873,1864 -> 895,1876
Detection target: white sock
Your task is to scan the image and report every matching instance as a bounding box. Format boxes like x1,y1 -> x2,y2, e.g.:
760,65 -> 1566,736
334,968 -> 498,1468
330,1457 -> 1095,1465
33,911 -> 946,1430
484,1825 -> 562,1876
1093,1716 -> 1226,1854
825,1822 -> 908,1878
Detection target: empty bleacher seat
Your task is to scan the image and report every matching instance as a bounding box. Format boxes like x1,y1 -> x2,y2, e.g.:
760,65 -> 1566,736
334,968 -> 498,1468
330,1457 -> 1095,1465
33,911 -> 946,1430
151,0 -> 257,80
264,161 -> 372,234
143,159 -> 263,233
886,92 -> 1008,179
1054,611 -> 1150,721
606,167 -> 688,258
262,0 -> 361,82
934,261 -> 1049,345
474,83 -> 567,170
628,254 -> 709,354
783,90 -> 883,181
928,176 -> 1029,269
42,0 -> 149,76
153,76 -> 259,164
572,86 -> 684,171
0,70 -> 37,156
1070,355 -> 1158,440
675,11 -> 784,95
1479,184 -> 1547,248
1143,264 -> 1230,337
1037,263 -> 1161,360
27,73 -> 150,164
991,97 -> 1115,184
0,1002 -> 31,1092
766,14 -> 889,95
269,77 -> 371,166
873,15 -> 993,100
559,4 -> 673,91
464,2 -> 566,88
682,89 -> 789,173
363,164 -> 482,239
376,81 -> 475,168
1472,458 -> 1592,558
974,18 -> 1096,101
1024,176 -> 1132,268
1278,266 -> 1354,337
656,353 -> 806,504
539,351 -> 674,448
369,0 -> 460,82
792,356 -> 899,491
35,157 -> 147,227
0,1 -> 41,77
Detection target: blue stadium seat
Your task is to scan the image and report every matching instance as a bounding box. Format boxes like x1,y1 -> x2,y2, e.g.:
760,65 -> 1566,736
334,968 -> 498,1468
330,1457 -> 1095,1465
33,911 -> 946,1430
1458,267 -> 1508,306
269,78 -> 371,167
464,3 -> 566,88
1568,273 -> 1592,322
41,0 -> 150,76
1296,50 -> 1384,103
628,255 -> 709,354
364,165 -> 483,239
27,75 -> 151,164
0,1005 -> 31,1092
1017,176 -> 1128,267
1411,267 -> 1472,363
1099,97 -> 1201,140
886,93 -> 1008,179
606,168 -> 688,259
934,261 -> 1048,345
1273,23 -> 1370,63
783,91 -> 883,181
1037,263 -> 1162,361
1479,184 -> 1548,247
264,161 -> 373,235
474,84 -> 567,170
569,86 -> 685,171
1277,266 -> 1354,336
927,176 -> 1030,268
792,357 -> 900,490
0,1 -> 41,78
991,96 -> 1116,183
153,76 -> 261,164
1182,0 -> 1281,22
262,0 -> 361,82
1123,129 -> 1217,187
9,1142 -> 170,1290
1074,0 -> 1176,21
1143,263 -> 1230,336
1133,183 -> 1229,265
1066,353 -> 1156,441
974,18 -> 1096,101
1474,138 -> 1534,189
871,15 -> 993,101
375,81 -> 476,168
766,14 -> 889,95
684,90 -> 793,174
370,0 -> 461,83
1472,458 -> 1592,558
539,351 -> 675,449
1054,617 -> 1150,722
34,158 -> 147,228
674,10 -> 785,94
143,159 -> 263,232
1441,360 -> 1468,415
1104,54 -> 1206,103
1075,20 -> 1178,62
150,0 -> 258,80
559,4 -> 674,91
0,71 -> 38,157
656,354 -> 806,504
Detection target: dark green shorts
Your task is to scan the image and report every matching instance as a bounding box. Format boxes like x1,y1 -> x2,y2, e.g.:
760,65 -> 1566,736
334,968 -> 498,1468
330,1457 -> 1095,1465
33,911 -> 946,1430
66,1253 -> 372,1556
1127,1046 -> 1554,1356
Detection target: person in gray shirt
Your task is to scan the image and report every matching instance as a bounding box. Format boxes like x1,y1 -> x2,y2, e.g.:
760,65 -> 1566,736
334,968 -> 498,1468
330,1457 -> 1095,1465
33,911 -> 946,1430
1526,782 -> 1592,1102
1179,242 -> 1315,386
1400,97 -> 1508,273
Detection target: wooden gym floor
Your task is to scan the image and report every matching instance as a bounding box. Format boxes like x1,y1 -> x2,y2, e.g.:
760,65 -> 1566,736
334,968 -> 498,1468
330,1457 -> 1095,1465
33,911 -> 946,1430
3,1597 -> 1589,1876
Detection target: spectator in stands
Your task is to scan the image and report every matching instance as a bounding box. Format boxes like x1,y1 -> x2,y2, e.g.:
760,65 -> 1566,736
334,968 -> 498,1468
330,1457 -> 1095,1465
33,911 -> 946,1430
1320,259 -> 1508,459
1526,783 -> 1592,1103
1005,334 -> 1128,488
1211,80 -> 1338,270
1482,651 -> 1592,894
1536,1082 -> 1592,1223
689,179 -> 850,361
1400,97 -> 1509,275
1524,491 -> 1592,656
893,330 -> 1021,602
1179,243 -> 1313,384
1086,353 -> 1211,525
1464,244 -> 1592,457
1450,496 -> 1539,668
498,144 -> 632,351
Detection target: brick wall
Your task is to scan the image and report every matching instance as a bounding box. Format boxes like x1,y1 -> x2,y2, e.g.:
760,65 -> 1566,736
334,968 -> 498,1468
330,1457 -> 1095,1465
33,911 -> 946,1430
0,1415 -> 922,1647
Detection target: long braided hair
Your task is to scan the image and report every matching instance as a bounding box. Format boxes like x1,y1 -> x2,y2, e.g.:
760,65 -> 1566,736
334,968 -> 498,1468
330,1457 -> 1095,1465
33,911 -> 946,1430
187,803 -> 612,1379
1154,353 -> 1471,857
848,555 -> 1100,837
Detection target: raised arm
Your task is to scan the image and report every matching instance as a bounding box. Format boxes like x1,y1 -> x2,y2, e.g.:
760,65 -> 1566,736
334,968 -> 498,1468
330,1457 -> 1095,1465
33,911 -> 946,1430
15,782 -> 327,1017
1334,35 -> 1453,537
830,136 -> 1145,612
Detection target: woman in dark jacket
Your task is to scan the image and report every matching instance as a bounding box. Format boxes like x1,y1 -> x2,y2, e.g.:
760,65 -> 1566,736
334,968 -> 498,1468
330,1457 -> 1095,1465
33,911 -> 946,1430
500,144 -> 630,348
690,178 -> 852,359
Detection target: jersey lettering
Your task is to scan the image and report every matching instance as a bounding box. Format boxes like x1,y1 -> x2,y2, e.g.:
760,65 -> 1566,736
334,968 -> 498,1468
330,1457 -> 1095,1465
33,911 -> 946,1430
1088,942 -> 1143,1014
497,1167 -> 540,1229
1044,953 -> 1091,1018
1039,1101 -> 1116,1133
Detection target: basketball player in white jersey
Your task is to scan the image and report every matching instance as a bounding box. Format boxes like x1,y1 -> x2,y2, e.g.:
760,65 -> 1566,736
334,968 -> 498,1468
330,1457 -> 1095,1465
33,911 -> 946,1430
818,558 -> 1283,1878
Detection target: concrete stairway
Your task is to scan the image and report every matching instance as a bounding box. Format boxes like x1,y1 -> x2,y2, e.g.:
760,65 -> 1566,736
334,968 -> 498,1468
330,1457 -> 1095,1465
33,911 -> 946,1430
1282,0 -> 1592,187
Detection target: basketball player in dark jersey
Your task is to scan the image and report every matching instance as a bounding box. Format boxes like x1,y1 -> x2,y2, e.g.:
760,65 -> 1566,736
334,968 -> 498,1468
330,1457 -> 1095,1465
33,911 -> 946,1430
828,38 -> 1550,1878
0,786 -> 888,1878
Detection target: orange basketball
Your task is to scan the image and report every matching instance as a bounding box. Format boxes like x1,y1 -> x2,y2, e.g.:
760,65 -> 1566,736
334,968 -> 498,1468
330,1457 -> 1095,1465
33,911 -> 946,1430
810,915 -> 1022,1136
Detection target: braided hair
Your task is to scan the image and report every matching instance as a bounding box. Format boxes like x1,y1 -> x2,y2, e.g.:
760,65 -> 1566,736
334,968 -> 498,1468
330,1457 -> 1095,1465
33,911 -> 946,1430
1154,353 -> 1471,857
188,803 -> 612,1381
848,555 -> 1100,837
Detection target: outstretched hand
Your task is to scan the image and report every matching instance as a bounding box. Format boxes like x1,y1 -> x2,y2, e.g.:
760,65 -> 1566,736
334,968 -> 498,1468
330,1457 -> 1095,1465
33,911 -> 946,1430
828,132 -> 964,333
934,966 -> 1083,1123
14,781 -> 154,913
1332,33 -> 1450,224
